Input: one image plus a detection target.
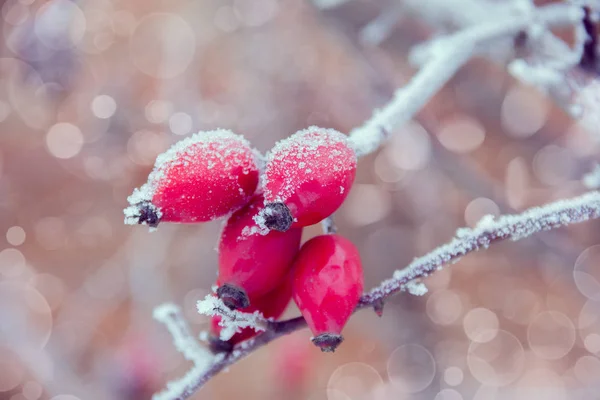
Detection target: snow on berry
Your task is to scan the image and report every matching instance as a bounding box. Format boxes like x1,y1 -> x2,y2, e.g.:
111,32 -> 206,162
217,194 -> 302,309
124,129 -> 261,229
291,234 -> 363,352
259,126 -> 357,231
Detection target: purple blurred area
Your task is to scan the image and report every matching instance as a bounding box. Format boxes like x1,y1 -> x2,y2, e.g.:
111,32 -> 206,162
1,0 -> 600,399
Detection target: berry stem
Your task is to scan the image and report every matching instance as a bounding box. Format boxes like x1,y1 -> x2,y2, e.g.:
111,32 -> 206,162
154,191 -> 600,400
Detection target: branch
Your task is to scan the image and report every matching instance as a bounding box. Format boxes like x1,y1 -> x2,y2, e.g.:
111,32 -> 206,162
155,191 -> 600,399
153,304 -> 212,365
348,2 -> 584,157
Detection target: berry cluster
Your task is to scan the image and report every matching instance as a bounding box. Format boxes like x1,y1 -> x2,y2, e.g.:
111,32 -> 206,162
125,127 -> 363,352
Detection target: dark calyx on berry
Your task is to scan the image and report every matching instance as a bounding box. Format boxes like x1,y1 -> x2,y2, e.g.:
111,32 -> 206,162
136,201 -> 160,228
208,335 -> 234,354
262,202 -> 293,232
217,283 -> 250,309
311,333 -> 344,353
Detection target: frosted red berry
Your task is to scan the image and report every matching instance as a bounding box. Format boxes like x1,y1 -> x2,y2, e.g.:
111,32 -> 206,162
217,194 -> 302,309
209,276 -> 292,352
291,234 -> 363,352
124,129 -> 260,228
260,127 -> 356,231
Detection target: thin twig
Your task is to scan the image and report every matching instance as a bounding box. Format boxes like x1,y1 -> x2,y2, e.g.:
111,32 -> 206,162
155,191 -> 600,399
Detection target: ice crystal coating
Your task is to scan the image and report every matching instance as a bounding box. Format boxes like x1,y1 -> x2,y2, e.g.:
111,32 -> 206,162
262,126 -> 357,229
124,129 -> 260,228
197,295 -> 267,341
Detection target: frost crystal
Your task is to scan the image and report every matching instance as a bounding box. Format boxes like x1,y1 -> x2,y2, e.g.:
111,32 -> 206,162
262,126 -> 355,204
196,295 -> 268,341
123,129 -> 259,226
405,281 -> 428,296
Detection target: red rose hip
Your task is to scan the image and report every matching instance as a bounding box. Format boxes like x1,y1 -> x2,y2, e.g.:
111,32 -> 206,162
291,234 -> 363,352
217,194 -> 302,309
260,127 -> 356,231
124,129 -> 260,228
209,276 -> 293,353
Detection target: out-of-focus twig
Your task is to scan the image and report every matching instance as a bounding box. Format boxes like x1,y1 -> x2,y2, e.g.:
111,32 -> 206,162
348,2 -> 584,157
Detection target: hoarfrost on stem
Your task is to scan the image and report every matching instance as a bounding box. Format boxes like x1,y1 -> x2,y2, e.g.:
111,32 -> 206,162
196,295 -> 268,341
360,191 -> 600,305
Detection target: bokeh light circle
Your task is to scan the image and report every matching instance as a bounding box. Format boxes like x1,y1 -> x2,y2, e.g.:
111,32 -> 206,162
463,308 -> 499,343
527,311 -> 575,360
130,13 -> 196,79
444,366 -> 464,386
434,389 -> 463,400
45,123 -> 84,159
0,282 -> 53,349
6,226 -> 26,246
574,245 -> 600,300
34,0 -> 86,50
467,330 -> 524,386
387,344 -> 436,393
328,362 -> 383,400
426,290 -> 463,325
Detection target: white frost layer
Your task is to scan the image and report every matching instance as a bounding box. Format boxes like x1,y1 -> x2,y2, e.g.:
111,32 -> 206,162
196,295 -> 268,341
124,129 -> 259,226
262,126 -> 355,204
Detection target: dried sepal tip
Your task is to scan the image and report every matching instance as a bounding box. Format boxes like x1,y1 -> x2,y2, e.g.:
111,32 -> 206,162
216,283 -> 251,310
311,333 -> 344,353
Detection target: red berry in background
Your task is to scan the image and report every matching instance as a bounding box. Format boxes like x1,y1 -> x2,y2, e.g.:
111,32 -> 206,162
272,333 -> 313,392
259,127 -> 356,232
209,276 -> 293,353
124,129 -> 260,228
291,234 -> 363,352
217,194 -> 302,309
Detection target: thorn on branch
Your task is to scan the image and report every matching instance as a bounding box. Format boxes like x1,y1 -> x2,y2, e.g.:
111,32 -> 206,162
373,299 -> 385,317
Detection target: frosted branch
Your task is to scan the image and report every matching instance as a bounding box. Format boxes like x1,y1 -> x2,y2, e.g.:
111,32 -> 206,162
152,304 -> 215,400
349,2 -> 584,157
153,304 -> 212,364
154,191 -> 600,399
360,191 -> 600,305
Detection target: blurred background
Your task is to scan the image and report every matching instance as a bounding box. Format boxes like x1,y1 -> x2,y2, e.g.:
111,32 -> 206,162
2,0 -> 600,399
